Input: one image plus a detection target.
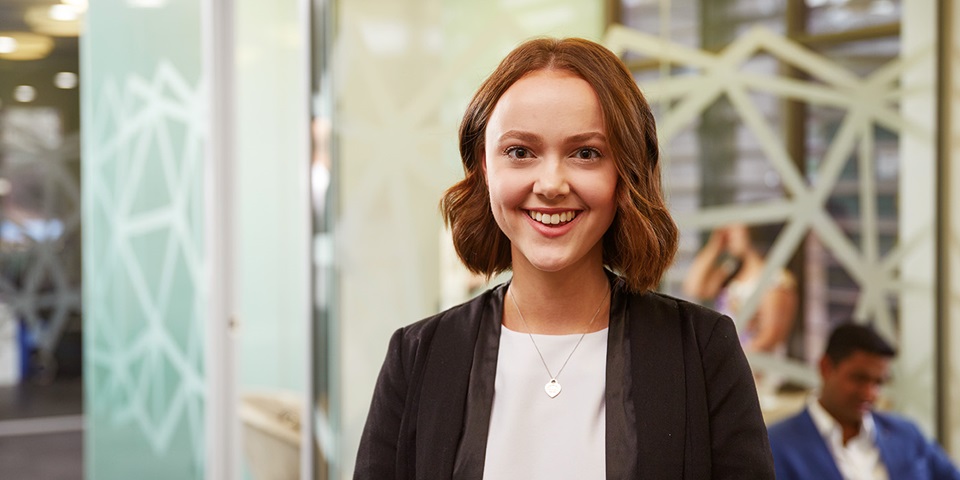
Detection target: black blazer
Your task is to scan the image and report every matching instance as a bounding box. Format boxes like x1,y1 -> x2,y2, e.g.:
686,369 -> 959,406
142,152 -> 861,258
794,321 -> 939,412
355,276 -> 775,479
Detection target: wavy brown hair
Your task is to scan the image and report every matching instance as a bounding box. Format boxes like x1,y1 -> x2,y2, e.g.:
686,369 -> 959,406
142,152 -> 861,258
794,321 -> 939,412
440,37 -> 678,292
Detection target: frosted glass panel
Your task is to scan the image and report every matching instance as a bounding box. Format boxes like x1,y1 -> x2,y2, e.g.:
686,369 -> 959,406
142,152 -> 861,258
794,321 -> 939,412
81,0 -> 207,477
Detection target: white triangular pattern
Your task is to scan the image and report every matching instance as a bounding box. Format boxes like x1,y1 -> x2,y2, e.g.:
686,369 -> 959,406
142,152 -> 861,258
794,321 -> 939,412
85,60 -> 206,461
603,25 -> 932,387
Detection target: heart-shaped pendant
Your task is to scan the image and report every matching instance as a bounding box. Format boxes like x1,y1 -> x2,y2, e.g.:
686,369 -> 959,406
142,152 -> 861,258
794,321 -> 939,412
544,379 -> 562,398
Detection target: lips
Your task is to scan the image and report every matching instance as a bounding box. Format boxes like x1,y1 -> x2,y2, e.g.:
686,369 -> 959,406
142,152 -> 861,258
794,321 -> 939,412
526,210 -> 578,226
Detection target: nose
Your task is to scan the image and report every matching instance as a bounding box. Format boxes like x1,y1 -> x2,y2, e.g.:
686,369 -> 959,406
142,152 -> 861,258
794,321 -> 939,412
862,382 -> 881,404
532,160 -> 570,199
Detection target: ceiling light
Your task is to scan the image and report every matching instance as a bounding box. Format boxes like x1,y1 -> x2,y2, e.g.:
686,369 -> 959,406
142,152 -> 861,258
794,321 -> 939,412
14,86 -> 37,103
25,6 -> 83,36
54,72 -> 78,89
48,4 -> 79,21
126,0 -> 169,8
61,0 -> 89,12
0,32 -> 54,60
0,36 -> 16,54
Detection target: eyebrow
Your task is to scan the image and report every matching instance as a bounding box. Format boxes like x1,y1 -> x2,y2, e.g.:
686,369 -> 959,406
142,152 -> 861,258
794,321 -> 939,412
565,131 -> 608,144
497,130 -> 542,144
496,130 -> 607,144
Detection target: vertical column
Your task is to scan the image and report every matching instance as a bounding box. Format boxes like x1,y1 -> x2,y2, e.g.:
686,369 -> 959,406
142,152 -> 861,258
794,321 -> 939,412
898,0 -> 938,434
944,0 -> 960,460
233,0 -> 312,477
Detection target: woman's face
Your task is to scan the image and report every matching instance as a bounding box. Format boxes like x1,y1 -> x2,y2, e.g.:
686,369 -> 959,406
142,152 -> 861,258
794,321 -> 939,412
483,69 -> 618,274
725,224 -> 752,258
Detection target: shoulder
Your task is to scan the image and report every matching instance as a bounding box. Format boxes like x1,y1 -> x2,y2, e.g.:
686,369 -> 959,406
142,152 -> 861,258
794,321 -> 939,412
626,289 -> 726,324
767,409 -> 814,442
626,289 -> 734,343
617,289 -> 749,371
871,411 -> 927,440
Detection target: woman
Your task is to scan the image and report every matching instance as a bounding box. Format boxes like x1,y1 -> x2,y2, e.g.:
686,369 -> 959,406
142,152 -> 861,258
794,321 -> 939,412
682,223 -> 798,355
355,37 -> 774,479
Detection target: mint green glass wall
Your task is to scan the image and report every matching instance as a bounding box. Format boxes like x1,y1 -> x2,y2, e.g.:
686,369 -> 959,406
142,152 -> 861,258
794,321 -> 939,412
235,0 -> 309,394
234,0 -> 312,476
81,0 -> 207,477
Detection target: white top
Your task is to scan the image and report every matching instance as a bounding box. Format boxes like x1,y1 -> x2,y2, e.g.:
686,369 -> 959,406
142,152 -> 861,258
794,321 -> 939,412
808,396 -> 889,480
482,324 -> 608,480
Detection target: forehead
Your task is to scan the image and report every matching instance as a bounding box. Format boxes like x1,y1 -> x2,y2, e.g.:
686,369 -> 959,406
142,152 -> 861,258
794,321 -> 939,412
502,69 -> 595,103
487,69 -> 604,132
835,350 -> 891,374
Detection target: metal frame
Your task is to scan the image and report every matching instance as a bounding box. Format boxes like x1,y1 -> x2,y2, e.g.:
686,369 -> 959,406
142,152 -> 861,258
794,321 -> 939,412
935,0 -> 951,449
203,0 -> 238,476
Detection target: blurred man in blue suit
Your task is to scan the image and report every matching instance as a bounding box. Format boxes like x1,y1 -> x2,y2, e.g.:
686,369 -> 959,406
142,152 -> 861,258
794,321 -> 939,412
767,323 -> 960,480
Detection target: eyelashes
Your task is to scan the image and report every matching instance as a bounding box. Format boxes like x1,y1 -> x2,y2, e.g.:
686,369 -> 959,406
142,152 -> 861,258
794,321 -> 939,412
504,146 -> 531,159
502,146 -> 604,162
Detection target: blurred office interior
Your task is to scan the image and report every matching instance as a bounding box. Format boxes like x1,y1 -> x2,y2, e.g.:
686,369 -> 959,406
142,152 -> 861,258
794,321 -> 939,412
0,0 -> 959,479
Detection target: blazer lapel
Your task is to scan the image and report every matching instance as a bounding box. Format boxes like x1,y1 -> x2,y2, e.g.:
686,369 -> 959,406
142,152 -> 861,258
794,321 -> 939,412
415,287 -> 494,480
627,291 -> 686,478
873,414 -> 904,478
604,278 -> 638,479
796,409 -> 845,480
452,286 -> 503,479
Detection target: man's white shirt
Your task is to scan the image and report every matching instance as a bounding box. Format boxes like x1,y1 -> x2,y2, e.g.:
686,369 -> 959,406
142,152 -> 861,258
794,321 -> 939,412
808,396 -> 889,480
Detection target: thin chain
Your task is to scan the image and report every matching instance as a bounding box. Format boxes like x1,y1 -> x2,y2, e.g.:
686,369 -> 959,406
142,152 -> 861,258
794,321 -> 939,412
508,285 -> 610,381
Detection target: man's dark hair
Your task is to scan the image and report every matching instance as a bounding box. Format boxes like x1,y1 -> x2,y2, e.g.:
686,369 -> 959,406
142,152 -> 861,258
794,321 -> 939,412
824,323 -> 896,364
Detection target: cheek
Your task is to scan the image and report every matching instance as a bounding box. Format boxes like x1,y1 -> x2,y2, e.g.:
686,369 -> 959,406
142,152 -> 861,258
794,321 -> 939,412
587,173 -> 619,213
486,167 -> 526,207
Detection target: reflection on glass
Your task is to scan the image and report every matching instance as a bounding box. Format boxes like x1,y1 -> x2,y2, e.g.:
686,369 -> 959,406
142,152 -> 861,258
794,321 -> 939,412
0,106 -> 82,383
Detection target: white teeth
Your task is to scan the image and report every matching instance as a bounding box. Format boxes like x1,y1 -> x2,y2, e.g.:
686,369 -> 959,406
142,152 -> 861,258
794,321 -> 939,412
528,210 -> 577,225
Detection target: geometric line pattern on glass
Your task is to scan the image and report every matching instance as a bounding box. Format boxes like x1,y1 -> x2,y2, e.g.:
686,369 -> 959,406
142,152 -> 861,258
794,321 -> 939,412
0,125 -> 80,368
604,24 -> 932,387
0,118 -> 82,375
83,60 -> 205,462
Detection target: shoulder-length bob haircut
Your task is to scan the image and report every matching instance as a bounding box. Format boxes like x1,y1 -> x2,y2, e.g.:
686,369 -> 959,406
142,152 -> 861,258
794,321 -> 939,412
440,37 -> 678,293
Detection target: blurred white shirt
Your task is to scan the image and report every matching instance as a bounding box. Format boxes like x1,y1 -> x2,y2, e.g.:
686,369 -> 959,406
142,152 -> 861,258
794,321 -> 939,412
809,396 -> 889,480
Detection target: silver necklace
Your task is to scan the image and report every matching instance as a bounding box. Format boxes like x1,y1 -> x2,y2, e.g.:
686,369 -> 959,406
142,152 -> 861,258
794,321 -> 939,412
508,285 -> 610,399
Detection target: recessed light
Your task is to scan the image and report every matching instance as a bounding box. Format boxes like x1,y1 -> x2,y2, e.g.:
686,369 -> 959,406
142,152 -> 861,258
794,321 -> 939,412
48,4 -> 79,21
61,0 -> 89,12
127,0 -> 169,8
0,36 -> 16,54
14,85 -> 36,103
0,32 -> 54,60
25,6 -> 83,36
54,72 -> 78,89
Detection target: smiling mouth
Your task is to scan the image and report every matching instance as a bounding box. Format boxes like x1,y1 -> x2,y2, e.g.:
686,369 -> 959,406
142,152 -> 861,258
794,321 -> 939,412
526,210 -> 578,226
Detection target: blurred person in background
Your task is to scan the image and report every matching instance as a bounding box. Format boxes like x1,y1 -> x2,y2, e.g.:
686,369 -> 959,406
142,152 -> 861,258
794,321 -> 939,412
767,323 -> 960,480
683,223 -> 798,356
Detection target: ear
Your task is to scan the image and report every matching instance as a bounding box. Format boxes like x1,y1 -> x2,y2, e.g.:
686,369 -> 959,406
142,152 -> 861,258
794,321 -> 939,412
818,356 -> 832,379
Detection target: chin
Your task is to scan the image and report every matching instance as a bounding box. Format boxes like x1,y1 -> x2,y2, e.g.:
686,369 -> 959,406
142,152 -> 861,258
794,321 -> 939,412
522,252 -> 577,272
528,260 -> 569,273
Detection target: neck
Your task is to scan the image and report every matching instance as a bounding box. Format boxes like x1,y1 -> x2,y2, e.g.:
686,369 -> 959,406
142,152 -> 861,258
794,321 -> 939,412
840,423 -> 862,445
817,398 -> 863,445
506,263 -> 611,335
735,250 -> 764,277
